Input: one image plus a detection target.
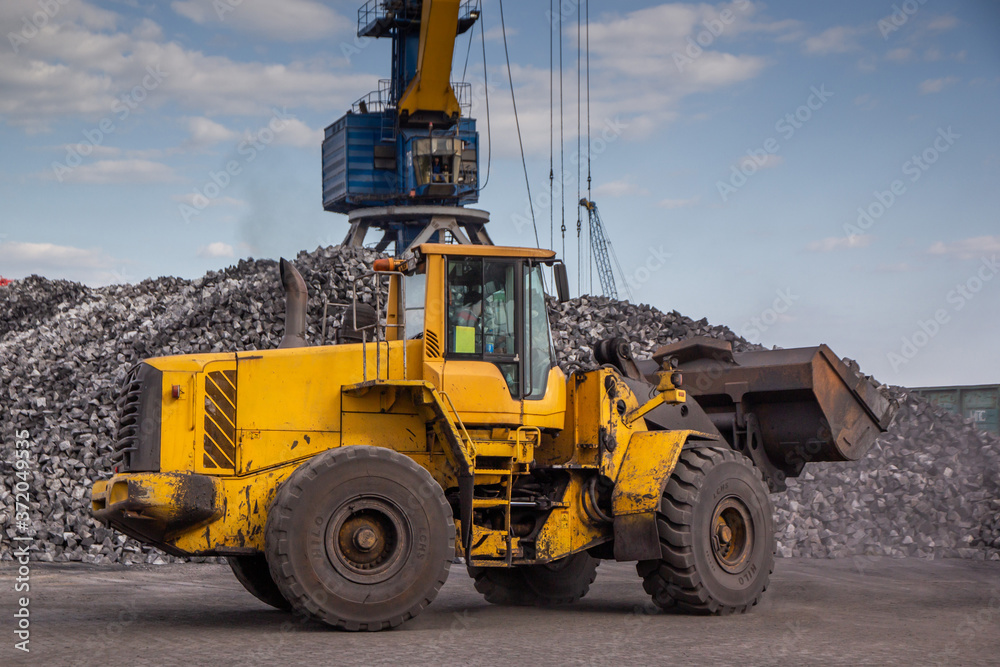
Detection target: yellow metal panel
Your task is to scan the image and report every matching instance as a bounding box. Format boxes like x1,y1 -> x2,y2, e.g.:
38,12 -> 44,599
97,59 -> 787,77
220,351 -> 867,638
237,429 -> 339,475
236,350 -> 343,433
234,341 -> 421,434
341,412 -> 426,451
146,352 -> 237,373
532,473 -> 610,562
438,361 -> 566,429
611,430 -> 689,516
158,370 -> 197,472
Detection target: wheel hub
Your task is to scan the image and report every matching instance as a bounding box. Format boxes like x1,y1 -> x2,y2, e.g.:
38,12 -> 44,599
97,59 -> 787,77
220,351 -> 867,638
325,498 -> 411,584
353,526 -> 378,551
710,496 -> 754,574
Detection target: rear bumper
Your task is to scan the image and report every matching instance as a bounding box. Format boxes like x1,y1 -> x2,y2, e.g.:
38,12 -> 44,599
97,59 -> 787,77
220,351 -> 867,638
91,472 -> 221,555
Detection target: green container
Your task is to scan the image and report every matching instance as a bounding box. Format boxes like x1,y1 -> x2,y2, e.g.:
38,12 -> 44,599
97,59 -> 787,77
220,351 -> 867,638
912,385 -> 1000,435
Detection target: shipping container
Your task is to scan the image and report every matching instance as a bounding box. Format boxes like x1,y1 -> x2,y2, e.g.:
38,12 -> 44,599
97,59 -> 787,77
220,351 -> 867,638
911,384 -> 1000,435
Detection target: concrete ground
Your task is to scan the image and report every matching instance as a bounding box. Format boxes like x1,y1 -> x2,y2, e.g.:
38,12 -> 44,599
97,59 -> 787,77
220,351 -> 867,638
2,558 -> 998,666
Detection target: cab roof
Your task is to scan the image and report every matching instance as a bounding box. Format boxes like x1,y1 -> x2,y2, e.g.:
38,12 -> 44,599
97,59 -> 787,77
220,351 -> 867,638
416,243 -> 557,261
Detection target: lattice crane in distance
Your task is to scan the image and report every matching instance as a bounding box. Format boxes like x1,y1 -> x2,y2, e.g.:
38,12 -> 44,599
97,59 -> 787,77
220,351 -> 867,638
579,198 -> 634,302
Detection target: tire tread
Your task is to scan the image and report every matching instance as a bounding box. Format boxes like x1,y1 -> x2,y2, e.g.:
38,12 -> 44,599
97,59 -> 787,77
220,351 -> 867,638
637,446 -> 775,615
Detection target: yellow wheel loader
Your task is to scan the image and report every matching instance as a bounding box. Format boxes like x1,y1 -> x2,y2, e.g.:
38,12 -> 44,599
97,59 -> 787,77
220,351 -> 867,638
92,243 -> 896,630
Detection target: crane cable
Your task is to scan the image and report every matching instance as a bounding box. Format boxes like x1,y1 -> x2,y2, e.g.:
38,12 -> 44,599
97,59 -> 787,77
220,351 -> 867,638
549,0 -> 555,252
558,0 -> 566,260
497,0 -> 538,248
478,10 -> 492,190
576,2 -> 582,294
586,0 -> 593,294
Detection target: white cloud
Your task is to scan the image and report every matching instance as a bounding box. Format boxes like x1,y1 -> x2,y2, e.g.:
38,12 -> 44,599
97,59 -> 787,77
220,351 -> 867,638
270,117 -> 323,149
49,159 -> 177,184
803,26 -> 862,55
593,178 -> 648,198
197,242 -> 235,258
483,25 -> 515,42
885,48 -> 913,63
806,235 -> 873,252
184,117 -> 238,148
927,15 -> 959,31
172,193 -> 245,208
657,197 -> 699,209
481,3 -> 789,158
0,8 -> 376,130
171,0 -> 348,41
854,94 -> 877,110
874,262 -> 915,274
919,76 -> 959,94
735,153 -> 783,170
0,0 -> 117,32
0,240 -> 122,284
928,236 -> 1000,261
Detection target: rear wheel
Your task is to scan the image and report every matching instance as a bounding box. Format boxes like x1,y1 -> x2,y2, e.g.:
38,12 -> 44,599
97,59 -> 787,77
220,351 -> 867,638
637,446 -> 774,614
228,554 -> 291,610
469,552 -> 599,606
265,446 -> 455,631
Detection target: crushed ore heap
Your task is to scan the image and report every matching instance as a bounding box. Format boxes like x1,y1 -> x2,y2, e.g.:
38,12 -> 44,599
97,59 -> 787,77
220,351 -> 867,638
1,245 -> 997,563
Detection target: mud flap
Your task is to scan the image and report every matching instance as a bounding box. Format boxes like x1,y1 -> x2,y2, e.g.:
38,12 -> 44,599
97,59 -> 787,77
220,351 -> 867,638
613,512 -> 661,561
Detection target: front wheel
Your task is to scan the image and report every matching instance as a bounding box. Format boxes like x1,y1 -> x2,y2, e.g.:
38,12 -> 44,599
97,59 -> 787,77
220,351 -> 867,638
637,446 -> 775,614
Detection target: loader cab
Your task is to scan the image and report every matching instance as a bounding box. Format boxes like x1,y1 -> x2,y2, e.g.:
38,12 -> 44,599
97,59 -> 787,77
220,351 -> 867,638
391,244 -> 567,429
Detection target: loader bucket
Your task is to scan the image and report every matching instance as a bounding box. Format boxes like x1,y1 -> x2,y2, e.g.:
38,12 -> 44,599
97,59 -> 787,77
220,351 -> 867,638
648,337 -> 898,474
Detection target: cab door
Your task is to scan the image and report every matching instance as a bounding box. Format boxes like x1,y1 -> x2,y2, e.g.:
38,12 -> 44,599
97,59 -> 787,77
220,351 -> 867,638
430,255 -> 564,428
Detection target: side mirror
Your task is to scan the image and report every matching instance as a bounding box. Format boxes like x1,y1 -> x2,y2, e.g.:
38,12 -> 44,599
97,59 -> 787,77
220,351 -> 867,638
553,262 -> 570,303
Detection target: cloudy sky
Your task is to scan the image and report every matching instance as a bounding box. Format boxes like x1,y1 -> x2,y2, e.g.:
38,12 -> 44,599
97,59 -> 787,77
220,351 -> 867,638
1,0 -> 998,388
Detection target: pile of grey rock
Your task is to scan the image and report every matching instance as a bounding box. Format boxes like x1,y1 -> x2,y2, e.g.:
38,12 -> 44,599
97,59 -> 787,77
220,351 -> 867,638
775,391 -> 1000,560
0,246 -> 997,564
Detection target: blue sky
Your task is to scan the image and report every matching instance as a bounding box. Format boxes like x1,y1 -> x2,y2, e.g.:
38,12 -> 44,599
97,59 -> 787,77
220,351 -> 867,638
1,0 -> 998,387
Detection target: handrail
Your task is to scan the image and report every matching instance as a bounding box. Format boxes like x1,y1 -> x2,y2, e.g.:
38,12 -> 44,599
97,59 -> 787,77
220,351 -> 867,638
438,390 -> 476,460
351,270 -> 408,383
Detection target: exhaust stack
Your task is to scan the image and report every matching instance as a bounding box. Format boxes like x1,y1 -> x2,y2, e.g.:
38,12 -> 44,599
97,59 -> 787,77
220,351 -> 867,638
278,258 -> 308,349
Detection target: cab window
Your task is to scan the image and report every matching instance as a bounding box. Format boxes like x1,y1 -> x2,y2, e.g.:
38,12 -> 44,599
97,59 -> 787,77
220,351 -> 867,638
524,263 -> 555,399
446,257 -> 520,396
404,272 -> 426,339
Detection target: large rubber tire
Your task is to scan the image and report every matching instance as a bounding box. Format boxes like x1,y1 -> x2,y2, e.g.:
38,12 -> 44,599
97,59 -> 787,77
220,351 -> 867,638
228,554 -> 292,611
265,446 -> 455,631
637,446 -> 775,615
469,552 -> 599,606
